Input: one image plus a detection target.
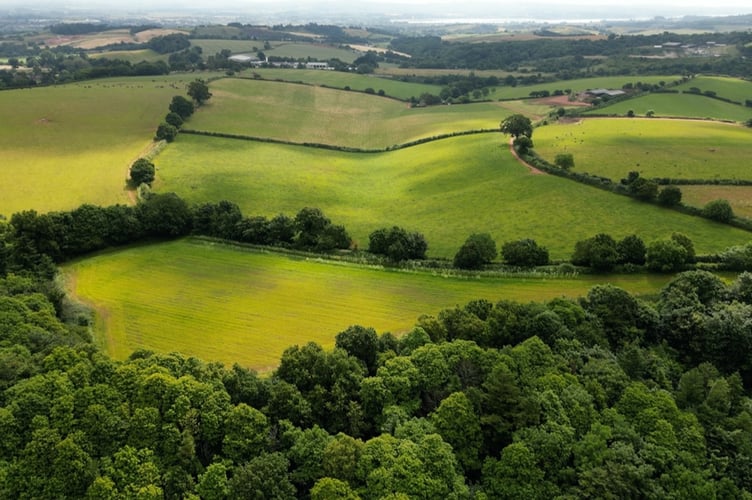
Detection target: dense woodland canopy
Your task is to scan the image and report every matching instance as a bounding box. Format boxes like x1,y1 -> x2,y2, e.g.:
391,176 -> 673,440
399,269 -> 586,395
3,193 -> 752,497
4,251 -> 752,497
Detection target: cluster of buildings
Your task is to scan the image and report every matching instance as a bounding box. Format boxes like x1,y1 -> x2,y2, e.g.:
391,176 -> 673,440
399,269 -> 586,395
228,54 -> 332,69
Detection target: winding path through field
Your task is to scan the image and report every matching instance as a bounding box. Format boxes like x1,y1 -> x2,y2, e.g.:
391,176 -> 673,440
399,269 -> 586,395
509,137 -> 546,175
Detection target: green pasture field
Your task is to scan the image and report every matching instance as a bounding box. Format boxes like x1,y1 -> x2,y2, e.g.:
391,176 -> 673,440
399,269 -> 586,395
589,92 -> 751,122
154,133 -> 752,260
187,78 -> 512,148
239,68 -> 441,100
266,42 -> 360,63
375,68 -> 518,79
493,75 -> 680,100
680,185 -> 752,219
533,118 -> 752,181
674,76 -> 752,104
0,73 -> 224,217
64,238 -> 675,371
89,49 -> 167,63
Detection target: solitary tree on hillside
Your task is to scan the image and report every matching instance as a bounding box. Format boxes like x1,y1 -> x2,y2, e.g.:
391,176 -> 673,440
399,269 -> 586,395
500,114 -> 533,139
187,79 -> 212,105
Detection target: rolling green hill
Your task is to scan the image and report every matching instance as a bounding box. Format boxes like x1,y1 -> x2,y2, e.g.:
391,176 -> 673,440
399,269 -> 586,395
187,78 -> 511,148
533,117 -> 752,181
154,133 -> 752,259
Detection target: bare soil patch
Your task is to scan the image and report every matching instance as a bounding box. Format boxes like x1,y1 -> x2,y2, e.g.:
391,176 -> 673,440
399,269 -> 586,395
509,137 -> 545,175
535,95 -> 591,107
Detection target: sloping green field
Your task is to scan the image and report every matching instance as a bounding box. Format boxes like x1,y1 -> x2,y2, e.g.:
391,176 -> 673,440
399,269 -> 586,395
533,118 -> 752,181
494,75 -> 680,100
675,75 -> 752,104
64,238 -> 675,371
155,133 -> 752,259
0,74 -> 221,217
187,78 -> 512,148
589,92 -> 751,122
242,68 -> 441,100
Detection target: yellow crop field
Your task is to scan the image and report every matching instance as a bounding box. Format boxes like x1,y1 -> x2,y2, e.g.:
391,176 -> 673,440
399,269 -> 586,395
64,238 -> 675,372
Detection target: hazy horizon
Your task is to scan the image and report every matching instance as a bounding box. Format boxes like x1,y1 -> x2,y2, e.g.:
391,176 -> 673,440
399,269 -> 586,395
3,0 -> 752,24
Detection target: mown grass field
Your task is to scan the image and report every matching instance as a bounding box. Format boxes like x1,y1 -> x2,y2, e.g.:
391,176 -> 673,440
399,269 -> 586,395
187,78 -> 512,148
64,238 -> 676,371
680,185 -> 752,218
532,118 -> 752,181
240,68 -> 441,100
155,133 -> 752,259
589,92 -> 751,122
89,49 -> 167,63
0,74 -> 223,217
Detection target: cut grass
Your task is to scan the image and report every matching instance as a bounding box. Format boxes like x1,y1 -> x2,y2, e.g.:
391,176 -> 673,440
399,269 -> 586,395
188,78 -> 512,148
239,68 -> 441,100
154,133 -> 752,260
588,92 -> 751,122
64,238 -> 676,371
0,74 -> 226,217
89,49 -> 167,63
532,118 -> 752,181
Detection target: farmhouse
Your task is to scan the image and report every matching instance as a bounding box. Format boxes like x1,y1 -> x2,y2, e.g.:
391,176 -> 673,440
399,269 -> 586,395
305,62 -> 332,70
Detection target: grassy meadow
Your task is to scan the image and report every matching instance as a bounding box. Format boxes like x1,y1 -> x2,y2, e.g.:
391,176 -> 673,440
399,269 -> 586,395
0,74 -> 224,217
154,133 -> 752,259
89,49 -> 167,63
64,238 -> 676,371
674,76 -> 752,104
532,118 -> 752,181
187,78 -> 512,148
493,75 -> 680,100
590,92 -> 752,122
241,68 -> 442,100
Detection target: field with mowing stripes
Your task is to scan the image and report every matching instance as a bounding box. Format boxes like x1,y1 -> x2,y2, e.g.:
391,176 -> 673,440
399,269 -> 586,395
155,133 -> 752,259
64,238 -> 676,371
188,78 -> 513,148
533,118 -> 752,181
242,68 -> 442,100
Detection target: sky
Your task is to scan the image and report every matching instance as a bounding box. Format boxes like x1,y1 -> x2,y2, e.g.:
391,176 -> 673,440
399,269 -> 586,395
5,0 -> 752,21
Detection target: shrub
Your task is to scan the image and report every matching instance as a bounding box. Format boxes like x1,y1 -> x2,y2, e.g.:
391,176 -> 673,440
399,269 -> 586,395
657,186 -> 682,207
703,199 -> 733,223
554,153 -> 574,170
646,239 -> 689,272
572,233 -> 619,271
617,234 -> 646,265
501,239 -> 549,267
369,226 -> 427,261
454,233 -> 497,270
